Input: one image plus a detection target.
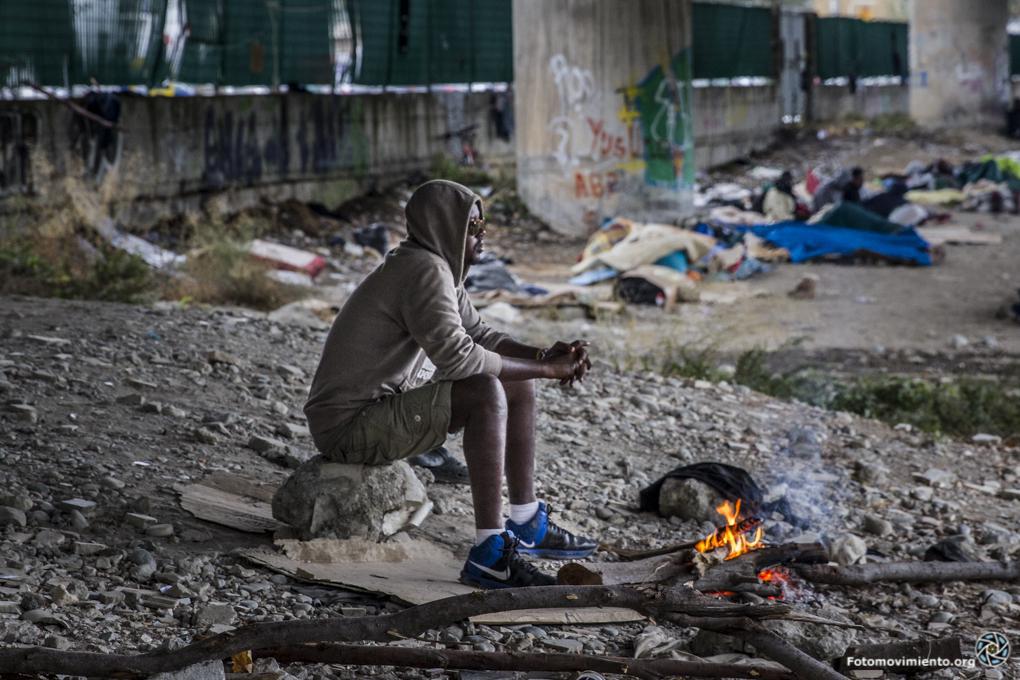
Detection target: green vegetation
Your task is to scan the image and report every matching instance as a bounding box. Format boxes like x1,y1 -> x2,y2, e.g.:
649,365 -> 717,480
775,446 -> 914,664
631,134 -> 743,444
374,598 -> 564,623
429,153 -> 494,186
867,113 -> 918,135
829,377 -> 1020,438
657,344 -> 1020,440
171,219 -> 306,311
0,206 -> 307,311
0,228 -> 155,303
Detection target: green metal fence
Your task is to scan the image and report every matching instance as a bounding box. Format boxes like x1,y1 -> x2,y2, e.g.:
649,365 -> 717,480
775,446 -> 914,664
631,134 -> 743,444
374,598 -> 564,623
814,16 -> 907,80
0,0 -> 165,88
0,0 -> 512,89
1011,35 -> 1020,78
691,2 -> 774,80
350,0 -> 512,86
156,0 -> 339,88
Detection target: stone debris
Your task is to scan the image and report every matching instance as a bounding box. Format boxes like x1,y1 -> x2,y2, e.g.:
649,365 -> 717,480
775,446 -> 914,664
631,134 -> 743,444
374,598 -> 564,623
0,296 -> 1017,679
657,478 -> 723,522
272,458 -> 431,540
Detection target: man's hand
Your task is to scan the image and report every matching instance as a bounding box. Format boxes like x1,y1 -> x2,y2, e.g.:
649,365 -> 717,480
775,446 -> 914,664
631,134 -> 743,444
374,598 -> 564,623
543,340 -> 591,386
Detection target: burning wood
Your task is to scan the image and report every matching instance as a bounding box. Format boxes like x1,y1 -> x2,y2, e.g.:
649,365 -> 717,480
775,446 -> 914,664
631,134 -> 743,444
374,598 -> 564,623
694,499 -> 765,560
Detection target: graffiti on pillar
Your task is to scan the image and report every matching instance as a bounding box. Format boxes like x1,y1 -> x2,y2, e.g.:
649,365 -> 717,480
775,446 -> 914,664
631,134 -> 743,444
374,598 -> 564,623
544,50 -> 694,212
69,92 -> 123,184
0,111 -> 36,196
547,54 -> 597,172
546,54 -> 647,201
631,50 -> 695,188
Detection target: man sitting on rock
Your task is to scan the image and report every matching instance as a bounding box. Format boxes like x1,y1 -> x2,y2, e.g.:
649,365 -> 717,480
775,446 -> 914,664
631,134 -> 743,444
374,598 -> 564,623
304,180 -> 596,589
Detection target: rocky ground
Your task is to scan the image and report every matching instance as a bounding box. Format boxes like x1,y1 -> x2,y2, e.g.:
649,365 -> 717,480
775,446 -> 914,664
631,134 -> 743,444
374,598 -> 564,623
1,294 -> 1018,679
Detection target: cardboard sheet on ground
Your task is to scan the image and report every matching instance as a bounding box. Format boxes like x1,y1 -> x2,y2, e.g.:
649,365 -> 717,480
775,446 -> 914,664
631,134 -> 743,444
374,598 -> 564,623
175,479 -> 287,533
239,539 -> 643,625
918,226 -> 1003,246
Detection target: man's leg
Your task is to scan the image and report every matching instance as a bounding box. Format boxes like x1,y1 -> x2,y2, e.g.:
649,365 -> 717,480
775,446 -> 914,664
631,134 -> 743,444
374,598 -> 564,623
452,374 -> 556,589
499,380 -> 598,560
448,373 -> 507,531
501,379 -> 537,506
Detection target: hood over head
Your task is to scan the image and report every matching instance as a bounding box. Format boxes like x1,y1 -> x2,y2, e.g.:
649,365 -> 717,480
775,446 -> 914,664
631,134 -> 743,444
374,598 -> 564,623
404,179 -> 483,283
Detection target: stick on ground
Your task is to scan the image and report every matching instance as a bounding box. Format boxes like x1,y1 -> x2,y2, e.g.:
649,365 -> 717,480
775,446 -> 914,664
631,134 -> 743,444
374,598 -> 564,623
795,560 -> 1020,586
263,643 -> 798,680
0,584 -> 790,677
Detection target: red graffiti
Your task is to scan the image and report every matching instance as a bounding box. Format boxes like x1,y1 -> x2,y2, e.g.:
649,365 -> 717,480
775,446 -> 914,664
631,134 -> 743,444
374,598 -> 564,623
574,170 -> 622,198
587,117 -> 628,161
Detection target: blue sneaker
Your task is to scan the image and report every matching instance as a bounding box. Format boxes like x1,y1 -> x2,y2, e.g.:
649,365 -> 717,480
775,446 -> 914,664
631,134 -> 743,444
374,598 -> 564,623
460,531 -> 556,589
506,502 -> 598,560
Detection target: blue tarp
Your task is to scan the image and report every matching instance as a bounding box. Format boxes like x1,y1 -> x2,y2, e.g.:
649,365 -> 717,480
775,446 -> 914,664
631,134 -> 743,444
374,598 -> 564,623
742,222 -> 932,266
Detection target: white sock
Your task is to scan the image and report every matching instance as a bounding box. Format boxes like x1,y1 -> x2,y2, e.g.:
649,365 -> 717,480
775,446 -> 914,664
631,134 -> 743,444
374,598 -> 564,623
509,500 -> 540,525
475,528 -> 503,546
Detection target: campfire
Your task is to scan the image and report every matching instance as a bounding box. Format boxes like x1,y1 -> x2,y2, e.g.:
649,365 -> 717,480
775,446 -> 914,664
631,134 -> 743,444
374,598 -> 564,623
694,498 -> 764,561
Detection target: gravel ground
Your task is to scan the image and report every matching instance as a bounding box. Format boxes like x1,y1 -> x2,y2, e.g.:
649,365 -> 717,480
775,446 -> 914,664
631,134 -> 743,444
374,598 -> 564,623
1,294 -> 1018,679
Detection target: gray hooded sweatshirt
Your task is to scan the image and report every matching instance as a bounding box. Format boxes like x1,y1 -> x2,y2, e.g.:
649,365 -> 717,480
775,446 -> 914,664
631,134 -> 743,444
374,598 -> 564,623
304,180 -> 507,451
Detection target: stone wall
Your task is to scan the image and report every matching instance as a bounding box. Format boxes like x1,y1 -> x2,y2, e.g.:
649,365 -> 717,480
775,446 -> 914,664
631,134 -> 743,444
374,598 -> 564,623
909,0 -> 1009,127
0,91 -> 514,228
692,85 -> 781,171
813,83 -> 910,122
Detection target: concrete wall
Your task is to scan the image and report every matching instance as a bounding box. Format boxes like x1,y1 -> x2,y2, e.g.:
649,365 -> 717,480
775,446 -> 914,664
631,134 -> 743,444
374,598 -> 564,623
692,85 -> 780,170
513,0 -> 694,236
0,91 -> 513,227
910,0 -> 1009,127
813,82 -> 910,121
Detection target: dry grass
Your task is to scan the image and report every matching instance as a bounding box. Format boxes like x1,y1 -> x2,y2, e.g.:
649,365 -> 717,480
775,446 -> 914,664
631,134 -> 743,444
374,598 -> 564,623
168,218 -> 309,311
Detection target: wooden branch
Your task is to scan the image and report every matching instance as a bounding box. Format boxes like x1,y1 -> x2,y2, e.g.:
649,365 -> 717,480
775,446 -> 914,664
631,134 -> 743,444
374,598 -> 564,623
603,540 -> 698,561
693,558 -> 760,593
795,560 -> 1020,586
19,81 -> 122,131
0,584 -> 790,677
663,615 -> 849,680
730,626 -> 850,680
558,554 -> 688,586
262,642 -> 798,680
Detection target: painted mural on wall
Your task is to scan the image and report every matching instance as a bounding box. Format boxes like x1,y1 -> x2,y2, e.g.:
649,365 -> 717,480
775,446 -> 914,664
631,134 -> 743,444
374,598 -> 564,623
545,50 -> 694,224
633,50 -> 696,189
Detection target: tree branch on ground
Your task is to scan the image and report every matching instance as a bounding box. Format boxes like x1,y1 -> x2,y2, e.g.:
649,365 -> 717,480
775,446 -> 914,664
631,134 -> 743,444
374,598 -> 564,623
0,584 -> 792,678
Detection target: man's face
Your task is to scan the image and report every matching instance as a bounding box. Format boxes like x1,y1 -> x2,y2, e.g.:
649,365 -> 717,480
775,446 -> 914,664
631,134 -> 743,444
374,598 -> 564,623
464,203 -> 485,270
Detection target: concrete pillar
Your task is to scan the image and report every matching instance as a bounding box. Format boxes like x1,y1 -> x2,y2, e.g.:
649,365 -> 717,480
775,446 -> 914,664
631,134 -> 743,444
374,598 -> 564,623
513,1 -> 694,236
909,0 -> 1009,127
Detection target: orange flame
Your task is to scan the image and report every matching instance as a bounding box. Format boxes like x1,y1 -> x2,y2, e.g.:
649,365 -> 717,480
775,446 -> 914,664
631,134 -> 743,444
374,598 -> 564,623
694,499 -> 764,560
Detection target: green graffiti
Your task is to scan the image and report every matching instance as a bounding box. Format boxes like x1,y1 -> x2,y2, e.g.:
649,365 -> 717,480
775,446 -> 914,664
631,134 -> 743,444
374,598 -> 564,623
633,48 -> 695,188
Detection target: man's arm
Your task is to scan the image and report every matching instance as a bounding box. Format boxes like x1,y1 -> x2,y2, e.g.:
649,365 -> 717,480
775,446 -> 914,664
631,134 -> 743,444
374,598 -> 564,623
457,286 -> 591,384
494,337 -> 546,360
402,269 -> 503,381
496,338 -> 592,385
499,353 -> 578,382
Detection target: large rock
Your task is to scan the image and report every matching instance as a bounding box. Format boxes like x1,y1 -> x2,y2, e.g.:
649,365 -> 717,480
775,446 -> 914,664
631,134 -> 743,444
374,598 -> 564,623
658,478 -> 724,522
272,456 -> 431,540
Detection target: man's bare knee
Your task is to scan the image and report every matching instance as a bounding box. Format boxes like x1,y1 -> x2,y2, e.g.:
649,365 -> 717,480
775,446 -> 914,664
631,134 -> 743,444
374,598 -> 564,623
502,378 -> 535,406
451,374 -> 508,427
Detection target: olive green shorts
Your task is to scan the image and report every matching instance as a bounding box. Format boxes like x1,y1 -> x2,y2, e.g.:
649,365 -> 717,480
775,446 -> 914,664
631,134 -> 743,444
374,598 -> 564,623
324,381 -> 453,466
